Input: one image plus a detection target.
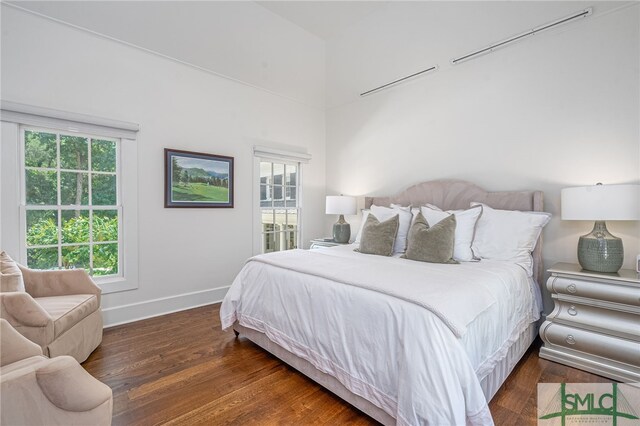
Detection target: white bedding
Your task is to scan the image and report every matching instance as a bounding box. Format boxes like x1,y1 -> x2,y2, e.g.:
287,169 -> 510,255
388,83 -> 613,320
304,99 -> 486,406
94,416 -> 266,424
221,244 -> 540,425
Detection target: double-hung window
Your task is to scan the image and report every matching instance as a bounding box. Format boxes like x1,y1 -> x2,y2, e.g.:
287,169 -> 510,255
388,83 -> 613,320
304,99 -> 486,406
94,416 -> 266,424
253,146 -> 310,254
260,160 -> 300,253
1,101 -> 139,294
22,127 -> 121,276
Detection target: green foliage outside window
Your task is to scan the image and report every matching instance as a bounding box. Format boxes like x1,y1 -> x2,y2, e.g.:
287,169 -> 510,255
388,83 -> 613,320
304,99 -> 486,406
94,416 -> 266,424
25,212 -> 118,275
24,130 -> 119,276
24,131 -> 56,168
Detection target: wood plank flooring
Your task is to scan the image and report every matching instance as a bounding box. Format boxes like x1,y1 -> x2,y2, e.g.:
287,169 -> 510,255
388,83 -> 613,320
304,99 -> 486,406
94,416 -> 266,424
83,304 -> 610,425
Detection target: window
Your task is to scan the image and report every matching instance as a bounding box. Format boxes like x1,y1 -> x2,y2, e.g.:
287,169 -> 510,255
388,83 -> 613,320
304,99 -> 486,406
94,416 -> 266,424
259,160 -> 300,253
253,145 -> 310,255
2,101 -> 139,294
21,127 -> 121,276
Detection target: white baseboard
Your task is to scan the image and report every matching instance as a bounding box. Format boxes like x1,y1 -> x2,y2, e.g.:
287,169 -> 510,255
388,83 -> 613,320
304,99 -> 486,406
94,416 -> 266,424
102,286 -> 230,328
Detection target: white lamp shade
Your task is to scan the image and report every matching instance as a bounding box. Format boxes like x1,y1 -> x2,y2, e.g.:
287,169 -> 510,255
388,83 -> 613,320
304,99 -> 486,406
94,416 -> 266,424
326,195 -> 357,215
561,184 -> 640,221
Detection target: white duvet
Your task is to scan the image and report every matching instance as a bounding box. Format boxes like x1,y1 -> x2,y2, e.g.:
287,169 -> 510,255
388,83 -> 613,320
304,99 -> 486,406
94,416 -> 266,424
221,244 -> 540,426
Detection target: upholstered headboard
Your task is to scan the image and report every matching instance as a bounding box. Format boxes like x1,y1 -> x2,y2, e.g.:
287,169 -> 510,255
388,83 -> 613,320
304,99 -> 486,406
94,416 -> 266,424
365,179 -> 545,286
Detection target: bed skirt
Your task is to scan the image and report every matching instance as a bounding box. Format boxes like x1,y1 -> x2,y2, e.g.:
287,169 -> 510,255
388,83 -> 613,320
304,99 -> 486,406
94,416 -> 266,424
233,321 -> 539,425
479,322 -> 539,401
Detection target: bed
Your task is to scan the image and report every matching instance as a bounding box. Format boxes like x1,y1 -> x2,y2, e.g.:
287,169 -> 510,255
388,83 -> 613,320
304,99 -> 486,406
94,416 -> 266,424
221,180 -> 546,425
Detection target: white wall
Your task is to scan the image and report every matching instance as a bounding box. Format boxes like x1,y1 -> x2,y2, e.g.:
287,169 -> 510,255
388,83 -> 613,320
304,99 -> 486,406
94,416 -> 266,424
9,1 -> 326,107
325,2 -> 640,311
0,5 -> 326,326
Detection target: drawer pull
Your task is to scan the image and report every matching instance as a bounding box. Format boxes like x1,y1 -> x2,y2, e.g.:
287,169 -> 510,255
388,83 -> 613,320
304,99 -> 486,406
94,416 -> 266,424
566,335 -> 576,345
568,306 -> 578,316
567,283 -> 577,293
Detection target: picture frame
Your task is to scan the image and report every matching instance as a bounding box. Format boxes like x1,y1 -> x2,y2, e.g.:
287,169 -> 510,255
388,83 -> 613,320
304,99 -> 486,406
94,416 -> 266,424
164,148 -> 234,208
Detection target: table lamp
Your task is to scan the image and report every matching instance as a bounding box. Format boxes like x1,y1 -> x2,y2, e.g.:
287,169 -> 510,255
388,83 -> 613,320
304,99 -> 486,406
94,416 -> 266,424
326,195 -> 357,243
561,183 -> 640,273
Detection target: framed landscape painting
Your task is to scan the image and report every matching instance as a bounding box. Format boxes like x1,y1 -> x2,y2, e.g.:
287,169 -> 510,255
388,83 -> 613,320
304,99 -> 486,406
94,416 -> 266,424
164,149 -> 234,208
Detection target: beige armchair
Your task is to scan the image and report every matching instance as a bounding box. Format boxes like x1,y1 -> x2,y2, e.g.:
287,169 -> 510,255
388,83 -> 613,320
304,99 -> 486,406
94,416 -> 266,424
0,251 -> 103,362
0,318 -> 112,425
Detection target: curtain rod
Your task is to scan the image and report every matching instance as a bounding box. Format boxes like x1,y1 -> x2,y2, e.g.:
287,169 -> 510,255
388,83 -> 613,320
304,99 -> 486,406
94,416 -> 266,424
360,65 -> 438,97
451,7 -> 593,65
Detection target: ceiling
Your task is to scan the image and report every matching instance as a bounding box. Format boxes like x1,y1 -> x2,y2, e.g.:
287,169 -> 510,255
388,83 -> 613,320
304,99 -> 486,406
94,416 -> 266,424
7,1 -> 624,108
257,1 -> 389,41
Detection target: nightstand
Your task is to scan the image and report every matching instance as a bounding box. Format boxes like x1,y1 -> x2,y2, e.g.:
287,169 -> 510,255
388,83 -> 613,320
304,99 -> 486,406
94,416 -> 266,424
309,239 -> 349,249
539,262 -> 640,382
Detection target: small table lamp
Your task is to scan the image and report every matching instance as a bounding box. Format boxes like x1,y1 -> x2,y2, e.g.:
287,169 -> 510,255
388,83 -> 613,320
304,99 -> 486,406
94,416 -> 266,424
561,183 -> 640,273
326,195 -> 357,243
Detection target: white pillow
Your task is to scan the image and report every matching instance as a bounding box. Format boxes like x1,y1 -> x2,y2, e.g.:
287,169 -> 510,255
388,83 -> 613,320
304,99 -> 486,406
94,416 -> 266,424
354,209 -> 370,244
391,204 -> 420,225
419,204 -> 482,262
470,202 -> 551,276
390,203 -> 409,209
410,207 -> 420,224
355,205 -> 412,254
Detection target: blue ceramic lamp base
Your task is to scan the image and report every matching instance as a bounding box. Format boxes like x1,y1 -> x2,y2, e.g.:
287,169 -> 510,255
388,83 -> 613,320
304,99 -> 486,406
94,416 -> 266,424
577,221 -> 624,273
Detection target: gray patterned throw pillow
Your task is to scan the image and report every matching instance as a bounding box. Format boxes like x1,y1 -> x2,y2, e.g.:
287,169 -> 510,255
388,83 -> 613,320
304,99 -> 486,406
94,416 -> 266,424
355,214 -> 399,257
402,212 -> 458,264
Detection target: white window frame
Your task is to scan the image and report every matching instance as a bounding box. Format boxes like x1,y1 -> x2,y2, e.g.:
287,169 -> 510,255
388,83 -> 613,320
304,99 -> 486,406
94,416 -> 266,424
252,145 -> 310,255
1,101 -> 139,294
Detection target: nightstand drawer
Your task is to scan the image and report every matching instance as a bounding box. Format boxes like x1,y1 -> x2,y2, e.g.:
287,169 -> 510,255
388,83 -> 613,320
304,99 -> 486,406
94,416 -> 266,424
551,301 -> 640,341
540,322 -> 640,367
548,276 -> 640,307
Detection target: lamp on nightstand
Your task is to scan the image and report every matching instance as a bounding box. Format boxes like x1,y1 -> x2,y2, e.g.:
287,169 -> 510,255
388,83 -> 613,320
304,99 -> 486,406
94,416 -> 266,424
326,195 -> 356,244
561,183 -> 640,273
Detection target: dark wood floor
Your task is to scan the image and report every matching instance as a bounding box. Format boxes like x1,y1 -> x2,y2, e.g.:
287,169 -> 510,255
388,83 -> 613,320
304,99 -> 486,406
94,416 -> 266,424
83,304 -> 610,425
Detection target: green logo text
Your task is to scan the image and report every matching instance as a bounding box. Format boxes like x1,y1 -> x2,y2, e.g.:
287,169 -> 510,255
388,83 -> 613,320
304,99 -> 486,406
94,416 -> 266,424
539,383 -> 639,426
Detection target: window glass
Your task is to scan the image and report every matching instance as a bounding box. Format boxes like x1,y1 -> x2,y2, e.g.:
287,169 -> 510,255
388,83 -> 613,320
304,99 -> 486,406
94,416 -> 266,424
91,139 -> 116,172
25,170 -> 57,205
24,131 -> 56,168
61,210 -> 90,244
27,247 -> 59,270
259,160 -> 300,253
92,174 -> 117,205
60,135 -> 88,170
26,210 -> 58,247
60,172 -> 89,205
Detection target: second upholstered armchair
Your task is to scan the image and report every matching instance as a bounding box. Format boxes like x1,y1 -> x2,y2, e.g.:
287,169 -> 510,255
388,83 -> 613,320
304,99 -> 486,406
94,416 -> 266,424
0,318 -> 113,425
0,251 -> 104,363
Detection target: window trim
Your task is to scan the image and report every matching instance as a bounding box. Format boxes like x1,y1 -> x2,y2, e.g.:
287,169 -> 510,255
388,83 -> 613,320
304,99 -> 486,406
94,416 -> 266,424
1,100 -> 139,139
1,104 -> 139,294
253,145 -> 311,163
